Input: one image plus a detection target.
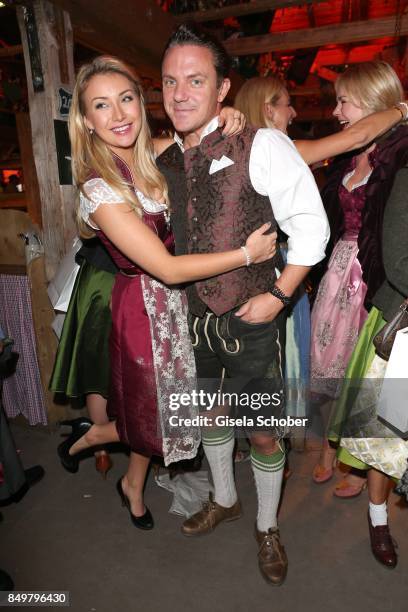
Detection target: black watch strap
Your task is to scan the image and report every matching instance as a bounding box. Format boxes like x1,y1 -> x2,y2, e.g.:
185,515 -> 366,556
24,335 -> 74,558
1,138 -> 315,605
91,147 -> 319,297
269,284 -> 291,307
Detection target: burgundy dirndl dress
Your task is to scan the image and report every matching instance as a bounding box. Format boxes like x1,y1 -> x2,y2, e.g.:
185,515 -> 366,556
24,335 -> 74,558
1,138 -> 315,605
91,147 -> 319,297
98,210 -> 172,458
80,171 -> 200,466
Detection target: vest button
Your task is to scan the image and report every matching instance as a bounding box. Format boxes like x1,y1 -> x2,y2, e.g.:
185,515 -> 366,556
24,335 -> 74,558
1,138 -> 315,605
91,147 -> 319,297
202,287 -> 209,296
192,177 -> 197,183
191,235 -> 198,242
192,196 -> 197,202
192,216 -> 198,223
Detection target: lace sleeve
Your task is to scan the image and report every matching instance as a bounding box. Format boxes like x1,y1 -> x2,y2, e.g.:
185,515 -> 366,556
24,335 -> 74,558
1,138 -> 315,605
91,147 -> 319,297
79,178 -> 124,229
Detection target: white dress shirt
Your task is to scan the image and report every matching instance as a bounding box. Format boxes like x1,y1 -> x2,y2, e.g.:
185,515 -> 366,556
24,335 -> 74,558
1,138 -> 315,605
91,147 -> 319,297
174,117 -> 330,266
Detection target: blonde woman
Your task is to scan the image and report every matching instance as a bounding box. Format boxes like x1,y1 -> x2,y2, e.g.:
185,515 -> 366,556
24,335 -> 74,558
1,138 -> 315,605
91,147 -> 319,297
311,61 -> 408,498
56,56 -> 276,530
51,107 -> 245,481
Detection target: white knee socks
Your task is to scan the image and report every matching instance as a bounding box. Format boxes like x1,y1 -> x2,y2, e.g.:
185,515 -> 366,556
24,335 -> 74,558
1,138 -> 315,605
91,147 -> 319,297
202,427 -> 237,508
251,446 -> 285,532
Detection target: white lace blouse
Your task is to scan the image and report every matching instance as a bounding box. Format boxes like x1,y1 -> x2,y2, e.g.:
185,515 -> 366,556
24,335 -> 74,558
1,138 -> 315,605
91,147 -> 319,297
80,178 -> 169,230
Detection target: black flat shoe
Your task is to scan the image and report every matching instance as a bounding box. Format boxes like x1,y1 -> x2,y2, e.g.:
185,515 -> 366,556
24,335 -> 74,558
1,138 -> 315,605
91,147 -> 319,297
116,478 -> 154,530
57,418 -> 93,473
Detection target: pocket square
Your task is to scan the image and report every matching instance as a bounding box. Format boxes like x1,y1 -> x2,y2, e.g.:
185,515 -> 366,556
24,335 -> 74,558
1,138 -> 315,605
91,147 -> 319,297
209,155 -> 235,175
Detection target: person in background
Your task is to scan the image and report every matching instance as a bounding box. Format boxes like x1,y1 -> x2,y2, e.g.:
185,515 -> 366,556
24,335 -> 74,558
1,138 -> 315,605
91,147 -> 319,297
337,161 -> 408,568
0,326 -> 45,503
234,74 -> 408,471
50,238 -> 118,479
310,61 -> 408,497
0,325 -> 45,590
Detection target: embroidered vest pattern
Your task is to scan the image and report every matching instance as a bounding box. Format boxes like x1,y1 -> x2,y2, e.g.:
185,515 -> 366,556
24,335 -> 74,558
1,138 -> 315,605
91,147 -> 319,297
158,126 -> 283,317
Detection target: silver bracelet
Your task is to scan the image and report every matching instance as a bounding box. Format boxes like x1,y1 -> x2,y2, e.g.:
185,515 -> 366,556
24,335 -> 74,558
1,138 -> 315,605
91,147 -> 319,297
240,245 -> 252,266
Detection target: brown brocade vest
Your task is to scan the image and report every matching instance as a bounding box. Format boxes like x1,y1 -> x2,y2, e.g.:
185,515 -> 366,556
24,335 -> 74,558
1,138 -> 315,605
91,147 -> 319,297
156,126 -> 282,317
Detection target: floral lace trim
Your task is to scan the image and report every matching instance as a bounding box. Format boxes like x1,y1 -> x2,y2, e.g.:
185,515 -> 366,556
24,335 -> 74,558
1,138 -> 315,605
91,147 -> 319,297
140,275 -> 201,466
135,189 -> 168,215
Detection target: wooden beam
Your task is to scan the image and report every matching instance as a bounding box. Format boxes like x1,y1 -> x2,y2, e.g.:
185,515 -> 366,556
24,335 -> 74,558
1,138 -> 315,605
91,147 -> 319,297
174,0 -> 327,24
315,66 -> 339,82
312,43 -> 390,68
0,45 -> 23,58
15,112 -> 42,228
224,15 -> 408,55
17,1 -> 77,279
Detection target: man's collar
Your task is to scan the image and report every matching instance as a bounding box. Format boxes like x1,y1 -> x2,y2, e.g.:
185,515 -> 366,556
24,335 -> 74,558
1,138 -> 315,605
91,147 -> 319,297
173,116 -> 219,153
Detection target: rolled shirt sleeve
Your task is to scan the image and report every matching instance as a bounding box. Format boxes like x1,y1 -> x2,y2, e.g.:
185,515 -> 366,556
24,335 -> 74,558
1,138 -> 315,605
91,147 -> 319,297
249,128 -> 330,266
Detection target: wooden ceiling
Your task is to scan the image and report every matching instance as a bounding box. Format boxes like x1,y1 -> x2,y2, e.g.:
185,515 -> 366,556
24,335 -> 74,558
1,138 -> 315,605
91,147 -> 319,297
1,2 -> 407,78
10,1 -> 406,82
161,1 -> 408,79
158,0 -> 408,120
0,0 -> 407,126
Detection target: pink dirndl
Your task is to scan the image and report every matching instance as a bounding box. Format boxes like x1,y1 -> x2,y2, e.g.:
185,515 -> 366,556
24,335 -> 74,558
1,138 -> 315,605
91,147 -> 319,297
310,235 -> 368,398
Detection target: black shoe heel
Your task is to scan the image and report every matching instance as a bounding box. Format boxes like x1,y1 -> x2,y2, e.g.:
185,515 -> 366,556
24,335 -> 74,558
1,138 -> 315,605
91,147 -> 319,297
116,478 -> 154,530
57,418 -> 93,474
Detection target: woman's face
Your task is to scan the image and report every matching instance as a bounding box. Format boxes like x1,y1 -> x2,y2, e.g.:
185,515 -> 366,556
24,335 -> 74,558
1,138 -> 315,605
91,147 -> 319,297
332,86 -> 369,128
265,89 -> 297,133
83,72 -> 142,158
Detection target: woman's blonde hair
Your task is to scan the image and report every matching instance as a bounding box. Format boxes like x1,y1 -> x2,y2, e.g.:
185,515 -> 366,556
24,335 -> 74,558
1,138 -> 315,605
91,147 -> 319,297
335,61 -> 403,113
235,76 -> 287,128
69,55 -> 168,236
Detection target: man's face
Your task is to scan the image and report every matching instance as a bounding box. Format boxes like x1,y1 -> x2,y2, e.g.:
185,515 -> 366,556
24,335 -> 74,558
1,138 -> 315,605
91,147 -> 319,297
162,44 -> 230,137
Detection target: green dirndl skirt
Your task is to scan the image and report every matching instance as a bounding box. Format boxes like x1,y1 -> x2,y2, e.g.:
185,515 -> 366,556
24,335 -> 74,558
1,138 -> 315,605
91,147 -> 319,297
327,306 -> 386,470
49,260 -> 115,400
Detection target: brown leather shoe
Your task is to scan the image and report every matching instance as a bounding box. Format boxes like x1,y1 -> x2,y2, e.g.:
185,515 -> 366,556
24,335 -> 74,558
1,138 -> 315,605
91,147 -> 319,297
255,525 -> 288,586
181,494 -> 241,536
367,512 -> 397,568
